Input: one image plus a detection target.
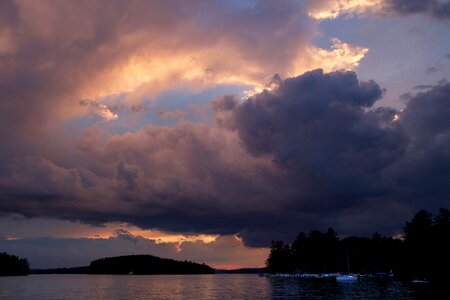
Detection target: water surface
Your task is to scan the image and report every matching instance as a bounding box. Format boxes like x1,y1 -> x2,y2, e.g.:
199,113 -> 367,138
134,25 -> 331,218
0,274 -> 432,299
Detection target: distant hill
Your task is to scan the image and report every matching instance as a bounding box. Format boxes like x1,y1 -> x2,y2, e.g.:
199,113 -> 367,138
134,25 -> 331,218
88,255 -> 215,275
31,266 -> 90,274
0,252 -> 30,276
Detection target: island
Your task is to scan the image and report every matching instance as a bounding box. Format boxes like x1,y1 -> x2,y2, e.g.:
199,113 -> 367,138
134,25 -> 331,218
88,255 -> 215,275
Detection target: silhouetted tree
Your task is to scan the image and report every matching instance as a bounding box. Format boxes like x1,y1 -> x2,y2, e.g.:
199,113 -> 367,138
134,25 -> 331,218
265,207 -> 450,286
403,209 -> 433,280
0,252 -> 30,276
291,228 -> 344,273
404,209 -> 433,241
266,241 -> 294,273
291,232 -> 307,272
434,208 -> 450,231
430,208 -> 450,286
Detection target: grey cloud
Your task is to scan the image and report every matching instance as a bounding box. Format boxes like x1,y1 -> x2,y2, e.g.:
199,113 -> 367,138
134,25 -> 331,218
212,71 -> 450,245
114,229 -> 138,244
80,99 -> 146,114
2,69 -> 450,249
413,84 -> 434,90
386,81 -> 450,208
387,0 -> 450,20
217,70 -> 403,209
116,158 -> 139,190
130,105 -> 146,113
425,63 -> 444,74
0,122 -> 288,245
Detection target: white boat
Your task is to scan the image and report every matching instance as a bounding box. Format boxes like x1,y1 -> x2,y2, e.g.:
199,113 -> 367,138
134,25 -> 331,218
269,273 -> 336,281
411,279 -> 430,284
336,249 -> 359,282
298,273 -> 336,281
336,274 -> 359,281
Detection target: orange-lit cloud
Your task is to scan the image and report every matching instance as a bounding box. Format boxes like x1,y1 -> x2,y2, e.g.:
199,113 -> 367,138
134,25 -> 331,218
0,216 -> 267,269
63,223 -> 219,244
4,236 -> 21,241
86,31 -> 369,108
79,99 -> 118,121
178,235 -> 268,269
0,0 -> 374,184
291,38 -> 369,76
0,216 -> 217,244
308,0 -> 384,20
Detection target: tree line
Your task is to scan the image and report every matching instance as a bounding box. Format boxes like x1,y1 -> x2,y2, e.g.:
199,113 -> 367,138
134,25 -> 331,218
0,252 -> 30,276
266,208 -> 450,284
88,254 -> 215,274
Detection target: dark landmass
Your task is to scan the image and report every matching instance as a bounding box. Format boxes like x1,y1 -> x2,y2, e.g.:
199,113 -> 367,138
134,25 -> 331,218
89,255 -> 215,275
215,268 -> 267,274
31,266 -> 90,274
30,255 -> 214,275
266,208 -> 450,286
0,252 -> 30,276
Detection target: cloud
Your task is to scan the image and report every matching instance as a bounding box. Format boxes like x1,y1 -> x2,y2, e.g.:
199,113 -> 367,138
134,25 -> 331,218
0,123 -> 285,242
308,0 -> 450,20
0,232 -> 267,269
413,85 -> 434,90
114,229 -> 139,244
80,99 -> 118,121
5,68 -> 446,248
425,63 -> 444,74
307,0 -> 384,20
3,69 -> 450,248
214,70 -> 404,210
292,38 -> 369,76
385,81 -> 450,208
386,0 -> 450,20
0,0 -> 372,158
158,109 -> 187,121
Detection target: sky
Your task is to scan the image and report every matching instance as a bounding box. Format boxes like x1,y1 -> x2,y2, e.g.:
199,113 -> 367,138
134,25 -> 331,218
0,0 -> 449,269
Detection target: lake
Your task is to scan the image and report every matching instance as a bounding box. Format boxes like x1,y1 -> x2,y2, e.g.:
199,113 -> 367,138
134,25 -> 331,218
0,274 -> 433,299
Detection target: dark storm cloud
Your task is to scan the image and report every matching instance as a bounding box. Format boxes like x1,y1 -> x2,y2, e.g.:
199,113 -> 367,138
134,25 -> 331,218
211,71 -> 450,245
386,81 -> 450,208
215,70 -> 405,208
2,66 -> 450,246
386,0 -> 450,19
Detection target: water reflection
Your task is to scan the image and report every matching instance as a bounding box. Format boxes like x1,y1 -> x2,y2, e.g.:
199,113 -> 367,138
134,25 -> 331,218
0,274 -> 434,300
269,277 -> 433,299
